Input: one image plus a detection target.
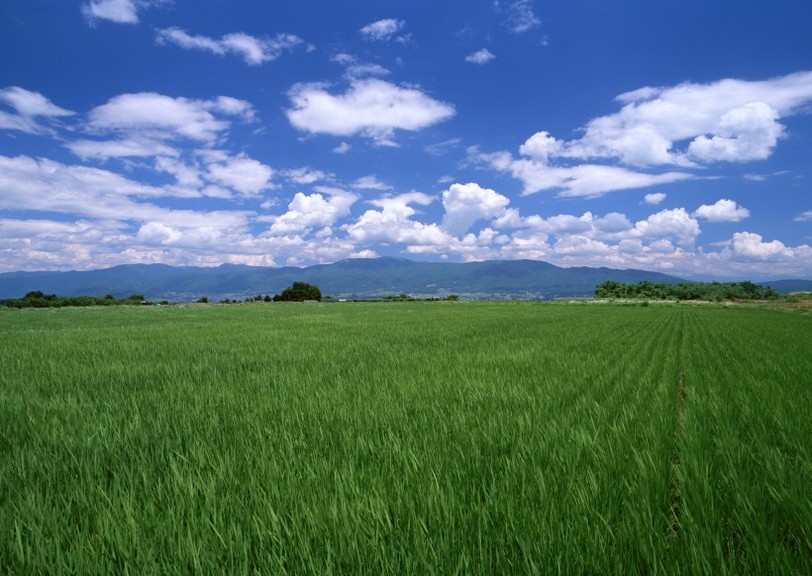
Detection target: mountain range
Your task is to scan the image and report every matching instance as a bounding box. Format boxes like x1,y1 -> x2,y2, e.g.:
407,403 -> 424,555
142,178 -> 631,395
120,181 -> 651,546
1,258 -> 810,301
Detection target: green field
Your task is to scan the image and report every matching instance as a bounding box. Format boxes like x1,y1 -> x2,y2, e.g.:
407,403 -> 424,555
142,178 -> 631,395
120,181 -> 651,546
1,302 -> 810,574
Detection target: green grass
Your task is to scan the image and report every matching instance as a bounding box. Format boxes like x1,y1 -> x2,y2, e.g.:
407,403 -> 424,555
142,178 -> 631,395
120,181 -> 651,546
1,301 -> 810,574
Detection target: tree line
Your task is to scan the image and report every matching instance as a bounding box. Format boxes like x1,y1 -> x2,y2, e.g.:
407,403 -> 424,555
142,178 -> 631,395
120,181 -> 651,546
594,280 -> 779,301
0,291 -> 153,309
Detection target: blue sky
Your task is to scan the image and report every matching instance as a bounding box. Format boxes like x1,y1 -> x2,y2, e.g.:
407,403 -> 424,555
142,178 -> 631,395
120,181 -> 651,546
1,1 -> 811,279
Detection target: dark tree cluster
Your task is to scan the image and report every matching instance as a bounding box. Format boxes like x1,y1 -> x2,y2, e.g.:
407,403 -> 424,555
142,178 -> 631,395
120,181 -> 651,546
273,282 -> 322,302
594,280 -> 779,301
1,291 -> 150,308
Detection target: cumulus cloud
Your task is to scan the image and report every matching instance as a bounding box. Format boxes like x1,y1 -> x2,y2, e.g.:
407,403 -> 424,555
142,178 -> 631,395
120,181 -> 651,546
206,154 -> 275,196
0,87 -> 74,134
574,71 -> 812,167
285,79 -> 455,145
345,192 -> 450,246
693,199 -> 750,222
474,72 -> 812,197
465,49 -> 496,64
156,27 -> 305,66
86,92 -> 254,143
634,208 -> 700,248
441,182 -> 509,236
137,221 -> 183,245
268,189 -> 357,236
360,19 -> 406,41
730,232 -> 794,261
687,102 -> 783,163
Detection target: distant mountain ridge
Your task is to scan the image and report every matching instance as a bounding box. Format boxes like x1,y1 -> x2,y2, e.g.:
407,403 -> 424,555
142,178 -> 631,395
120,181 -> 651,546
1,257 -> 809,301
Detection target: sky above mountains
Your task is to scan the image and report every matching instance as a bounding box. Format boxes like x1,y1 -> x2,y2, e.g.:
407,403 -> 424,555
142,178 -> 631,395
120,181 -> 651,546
1,0 -> 811,278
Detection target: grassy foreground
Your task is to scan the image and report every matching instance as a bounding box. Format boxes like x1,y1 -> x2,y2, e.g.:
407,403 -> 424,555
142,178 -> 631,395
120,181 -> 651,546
1,301 -> 810,574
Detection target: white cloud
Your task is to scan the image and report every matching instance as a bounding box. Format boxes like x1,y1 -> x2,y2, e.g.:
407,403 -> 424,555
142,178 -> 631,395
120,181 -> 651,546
87,92 -> 254,143
693,199 -> 750,222
206,155 -> 274,196
352,176 -> 392,191
154,156 -> 202,189
156,27 -> 304,66
474,72 -> 812,198
285,167 -> 329,185
331,53 -> 390,79
360,19 -> 405,41
635,208 -> 700,248
136,221 -> 183,245
795,211 -> 812,222
81,0 -> 140,24
345,192 -> 450,246
441,182 -> 509,236
67,137 -> 178,160
0,154 -> 253,252
687,102 -> 783,163
730,232 -> 794,261
475,145 -> 692,197
0,87 -> 74,134
268,189 -> 357,236
286,79 -> 455,145
503,0 -> 541,33
333,142 -> 352,154
465,49 -> 496,64
644,192 -> 667,205
574,71 -> 812,167
424,138 -> 462,157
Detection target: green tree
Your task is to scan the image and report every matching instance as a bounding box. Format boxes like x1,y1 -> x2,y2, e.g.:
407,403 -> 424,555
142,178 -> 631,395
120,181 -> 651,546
273,281 -> 322,302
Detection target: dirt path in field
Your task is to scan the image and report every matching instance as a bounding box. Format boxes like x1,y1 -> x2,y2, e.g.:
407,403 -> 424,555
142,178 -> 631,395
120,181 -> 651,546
666,317 -> 687,544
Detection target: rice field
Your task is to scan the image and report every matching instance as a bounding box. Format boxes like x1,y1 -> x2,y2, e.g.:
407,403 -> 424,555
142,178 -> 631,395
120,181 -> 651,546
1,301 -> 810,574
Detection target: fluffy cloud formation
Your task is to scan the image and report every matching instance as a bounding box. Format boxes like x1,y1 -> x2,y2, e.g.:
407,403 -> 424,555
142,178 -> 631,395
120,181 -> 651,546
345,192 -> 450,246
465,49 -> 496,65
476,72 -> 812,197
573,72 -> 812,167
693,199 -> 750,222
155,28 -> 305,66
0,87 -> 73,134
2,151 -> 810,276
360,19 -> 406,41
206,154 -> 275,196
441,183 -> 509,236
731,232 -> 794,261
286,79 -> 455,145
86,92 -> 255,143
267,188 -> 357,236
687,102 -> 783,163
